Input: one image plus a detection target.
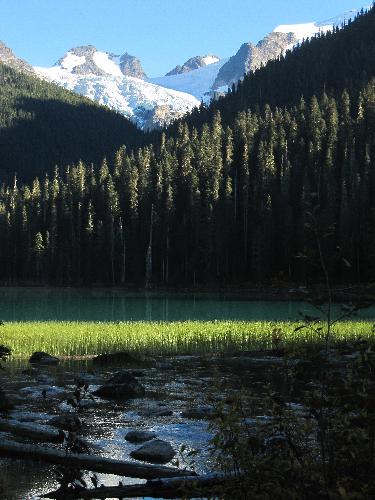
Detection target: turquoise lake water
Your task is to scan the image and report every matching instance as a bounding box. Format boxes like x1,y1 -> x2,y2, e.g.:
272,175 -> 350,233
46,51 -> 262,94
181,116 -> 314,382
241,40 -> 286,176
0,287 -> 375,322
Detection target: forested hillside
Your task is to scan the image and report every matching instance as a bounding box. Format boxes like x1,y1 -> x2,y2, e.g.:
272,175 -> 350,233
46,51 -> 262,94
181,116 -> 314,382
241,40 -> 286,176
0,63 -> 144,181
0,6 -> 375,286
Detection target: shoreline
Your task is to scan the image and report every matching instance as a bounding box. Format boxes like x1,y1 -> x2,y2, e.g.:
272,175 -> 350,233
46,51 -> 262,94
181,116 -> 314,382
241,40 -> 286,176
0,283 -> 373,302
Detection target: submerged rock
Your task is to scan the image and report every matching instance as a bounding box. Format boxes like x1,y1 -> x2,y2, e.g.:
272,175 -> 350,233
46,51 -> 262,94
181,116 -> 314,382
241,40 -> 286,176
29,352 -> 59,365
125,430 -> 157,443
93,371 -> 145,399
130,439 -> 176,464
182,405 -> 216,419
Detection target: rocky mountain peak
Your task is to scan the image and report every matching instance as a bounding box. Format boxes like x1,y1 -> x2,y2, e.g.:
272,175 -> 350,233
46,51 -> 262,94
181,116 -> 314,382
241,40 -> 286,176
118,52 -> 147,79
212,43 -> 254,90
54,46 -> 147,79
0,41 -> 34,74
55,45 -> 111,76
69,45 -> 97,57
212,32 -> 296,90
166,54 -> 220,76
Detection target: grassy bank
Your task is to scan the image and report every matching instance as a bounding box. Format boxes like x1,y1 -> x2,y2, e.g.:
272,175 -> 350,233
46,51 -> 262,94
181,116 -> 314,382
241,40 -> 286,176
1,320 -> 374,358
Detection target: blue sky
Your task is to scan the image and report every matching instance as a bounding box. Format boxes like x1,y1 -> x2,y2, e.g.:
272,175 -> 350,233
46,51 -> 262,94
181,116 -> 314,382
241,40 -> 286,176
0,0 -> 369,76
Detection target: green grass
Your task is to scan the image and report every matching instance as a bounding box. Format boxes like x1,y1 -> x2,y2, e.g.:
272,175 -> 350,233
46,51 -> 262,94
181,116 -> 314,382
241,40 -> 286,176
1,320 -> 375,358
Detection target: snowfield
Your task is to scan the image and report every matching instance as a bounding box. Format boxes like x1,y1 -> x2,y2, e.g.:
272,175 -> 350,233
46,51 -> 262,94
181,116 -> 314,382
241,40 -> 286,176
274,7 -> 366,43
151,58 -> 228,102
274,22 -> 332,42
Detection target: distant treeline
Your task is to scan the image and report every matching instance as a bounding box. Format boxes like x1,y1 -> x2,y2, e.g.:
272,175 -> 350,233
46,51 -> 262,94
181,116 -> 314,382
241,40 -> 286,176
0,78 -> 375,285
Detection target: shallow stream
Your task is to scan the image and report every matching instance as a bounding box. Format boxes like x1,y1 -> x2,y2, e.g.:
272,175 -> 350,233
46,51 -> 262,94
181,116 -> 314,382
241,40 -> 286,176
0,354 -> 280,499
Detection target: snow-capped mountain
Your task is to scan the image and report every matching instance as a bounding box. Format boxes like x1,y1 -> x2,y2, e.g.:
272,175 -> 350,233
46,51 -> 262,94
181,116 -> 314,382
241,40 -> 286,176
54,46 -> 148,79
35,46 -> 200,130
211,7 -> 365,92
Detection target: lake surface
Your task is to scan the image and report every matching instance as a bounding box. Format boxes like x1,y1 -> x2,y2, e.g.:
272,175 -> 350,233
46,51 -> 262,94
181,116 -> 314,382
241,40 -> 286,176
0,287 -> 375,322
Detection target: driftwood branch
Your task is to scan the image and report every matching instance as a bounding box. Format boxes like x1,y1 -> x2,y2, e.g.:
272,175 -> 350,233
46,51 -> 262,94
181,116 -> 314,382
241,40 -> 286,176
0,418 -> 65,443
0,440 -> 195,480
42,472 -> 234,499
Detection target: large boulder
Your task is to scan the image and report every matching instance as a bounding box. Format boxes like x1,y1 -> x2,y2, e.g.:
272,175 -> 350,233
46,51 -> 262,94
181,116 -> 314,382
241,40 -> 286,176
29,352 -> 59,365
125,430 -> 157,443
130,439 -> 176,464
93,371 -> 145,399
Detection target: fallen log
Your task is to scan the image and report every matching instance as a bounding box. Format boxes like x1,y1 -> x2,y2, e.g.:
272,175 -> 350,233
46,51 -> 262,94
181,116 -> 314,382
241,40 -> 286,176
0,418 -> 65,443
0,440 -> 195,480
42,472 -> 235,499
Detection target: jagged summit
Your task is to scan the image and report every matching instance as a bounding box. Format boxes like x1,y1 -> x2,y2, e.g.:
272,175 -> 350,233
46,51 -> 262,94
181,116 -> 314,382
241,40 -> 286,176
54,46 -> 147,79
212,32 -> 296,90
166,55 -> 220,76
117,52 -> 147,79
0,40 -> 34,74
55,45 -> 109,76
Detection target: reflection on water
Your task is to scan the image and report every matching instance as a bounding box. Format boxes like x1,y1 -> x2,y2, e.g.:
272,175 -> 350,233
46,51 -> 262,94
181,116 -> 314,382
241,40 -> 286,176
0,288 -> 375,322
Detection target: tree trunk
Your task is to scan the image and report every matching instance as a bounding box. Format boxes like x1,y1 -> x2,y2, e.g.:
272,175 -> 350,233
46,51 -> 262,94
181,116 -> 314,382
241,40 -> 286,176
145,204 -> 154,287
0,439 -> 195,480
42,472 -> 234,499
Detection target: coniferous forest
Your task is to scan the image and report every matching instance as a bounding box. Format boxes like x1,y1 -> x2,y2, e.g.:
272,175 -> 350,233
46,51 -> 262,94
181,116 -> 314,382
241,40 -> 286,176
0,6 -> 375,286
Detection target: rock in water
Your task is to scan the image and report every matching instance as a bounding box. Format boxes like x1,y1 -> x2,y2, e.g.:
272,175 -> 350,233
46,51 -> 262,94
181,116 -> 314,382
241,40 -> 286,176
48,415 -> 83,432
125,430 -> 157,443
130,439 -> 176,464
29,352 -> 59,365
93,371 -> 145,399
